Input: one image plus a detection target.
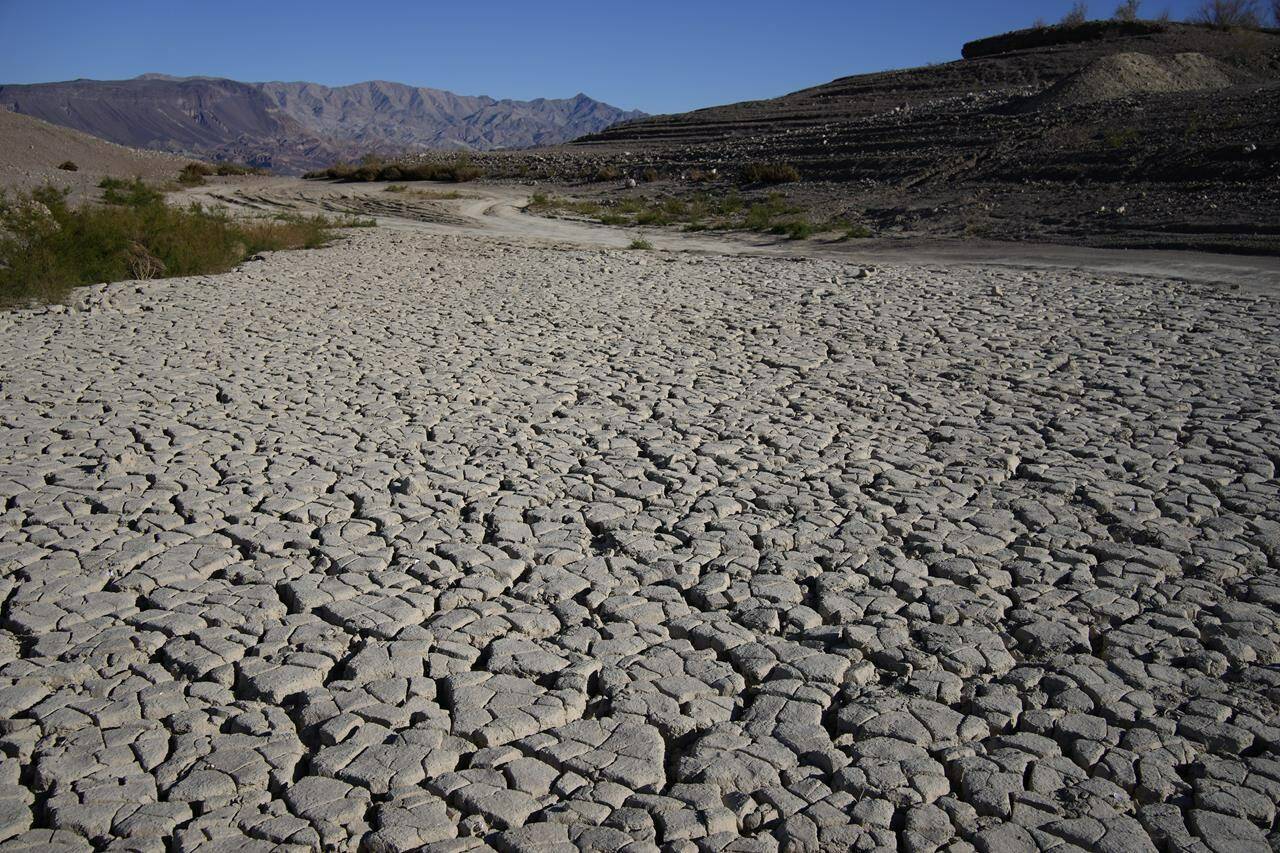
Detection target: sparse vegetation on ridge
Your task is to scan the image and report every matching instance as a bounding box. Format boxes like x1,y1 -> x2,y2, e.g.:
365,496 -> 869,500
1193,0 -> 1264,26
1062,2 -> 1090,26
526,190 -> 862,241
304,156 -> 483,183
0,182 -> 370,306
1113,0 -> 1142,21
1032,0 -> 1277,28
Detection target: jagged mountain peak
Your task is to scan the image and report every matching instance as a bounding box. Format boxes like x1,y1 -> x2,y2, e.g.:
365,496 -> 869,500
0,75 -> 646,173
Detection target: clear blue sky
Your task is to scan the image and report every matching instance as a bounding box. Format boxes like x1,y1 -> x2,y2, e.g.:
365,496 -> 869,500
0,0 -> 1206,114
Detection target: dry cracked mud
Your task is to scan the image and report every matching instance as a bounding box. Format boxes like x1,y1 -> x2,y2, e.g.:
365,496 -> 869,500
0,226 -> 1278,852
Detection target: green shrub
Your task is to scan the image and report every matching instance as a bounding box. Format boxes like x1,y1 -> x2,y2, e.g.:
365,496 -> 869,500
641,168 -> 660,183
0,184 -> 358,306
57,161 -> 78,172
635,208 -> 672,226
627,237 -> 653,250
595,165 -> 622,181
100,178 -> 165,207
715,193 -> 745,215
741,162 -> 801,184
770,220 -> 817,240
842,223 -> 874,239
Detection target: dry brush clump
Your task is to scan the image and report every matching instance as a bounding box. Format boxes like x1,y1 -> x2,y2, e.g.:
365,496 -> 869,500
1114,0 -> 1142,20
1062,2 -> 1090,25
178,162 -> 214,186
1193,0 -> 1264,25
0,181 -> 367,306
740,162 -> 801,184
213,162 -> 268,176
527,190 -> 855,241
304,157 -> 482,183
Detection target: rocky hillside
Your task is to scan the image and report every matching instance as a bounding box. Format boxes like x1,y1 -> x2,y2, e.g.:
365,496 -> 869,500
0,76 -> 645,174
0,106 -> 191,198
448,20 -> 1279,253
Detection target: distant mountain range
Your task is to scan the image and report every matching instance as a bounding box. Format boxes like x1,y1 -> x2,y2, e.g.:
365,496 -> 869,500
0,75 -> 646,173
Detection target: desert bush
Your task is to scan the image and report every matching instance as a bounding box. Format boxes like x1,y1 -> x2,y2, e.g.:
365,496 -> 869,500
1114,0 -> 1142,19
305,158 -> 481,183
741,193 -> 797,231
594,165 -> 622,182
99,177 -> 165,207
399,158 -> 481,183
1061,2 -> 1089,25
0,183 -> 355,306
213,162 -> 265,176
716,193 -> 745,214
178,163 -> 214,186
627,237 -> 653,250
525,187 -> 815,238
770,220 -> 817,240
641,168 -> 660,183
1192,0 -> 1262,25
741,162 -> 801,184
57,161 -> 78,172
842,223 -> 874,239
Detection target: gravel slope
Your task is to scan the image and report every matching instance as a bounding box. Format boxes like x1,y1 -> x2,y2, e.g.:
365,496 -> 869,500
0,107 -> 189,200
0,227 -> 1278,851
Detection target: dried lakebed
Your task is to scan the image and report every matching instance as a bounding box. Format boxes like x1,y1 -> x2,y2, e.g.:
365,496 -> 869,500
0,227 -> 1278,852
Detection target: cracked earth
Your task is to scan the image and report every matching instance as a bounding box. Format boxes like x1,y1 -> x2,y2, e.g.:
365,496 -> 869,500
0,224 -> 1278,852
